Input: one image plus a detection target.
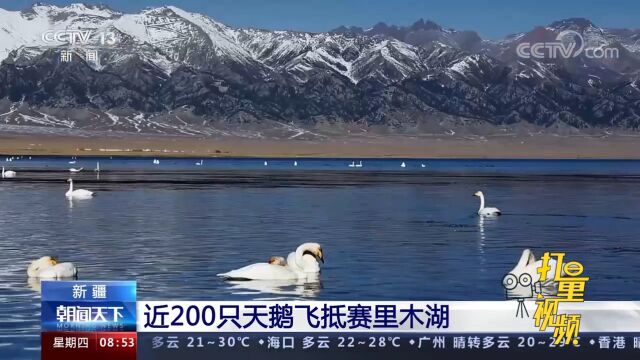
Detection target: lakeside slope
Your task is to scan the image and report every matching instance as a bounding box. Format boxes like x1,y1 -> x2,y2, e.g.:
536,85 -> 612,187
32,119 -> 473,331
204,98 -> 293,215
2,133 -> 640,159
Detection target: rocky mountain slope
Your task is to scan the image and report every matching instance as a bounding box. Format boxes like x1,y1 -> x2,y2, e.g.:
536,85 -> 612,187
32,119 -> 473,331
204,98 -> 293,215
1,3 -> 639,137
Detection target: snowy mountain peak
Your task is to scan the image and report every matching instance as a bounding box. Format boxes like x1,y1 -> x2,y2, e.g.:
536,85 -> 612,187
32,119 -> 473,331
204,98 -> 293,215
25,2 -> 120,18
548,18 -> 597,32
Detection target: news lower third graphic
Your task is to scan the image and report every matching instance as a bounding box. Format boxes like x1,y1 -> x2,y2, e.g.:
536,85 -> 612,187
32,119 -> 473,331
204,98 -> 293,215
41,281 -> 137,360
39,253 -> 640,359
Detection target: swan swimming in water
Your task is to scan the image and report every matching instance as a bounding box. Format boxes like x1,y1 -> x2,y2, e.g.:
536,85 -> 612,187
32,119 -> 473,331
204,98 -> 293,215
474,191 -> 501,216
27,256 -> 77,279
218,243 -> 324,280
400,162 -> 406,168
65,179 -> 95,199
1,166 -> 16,178
504,249 -> 562,298
69,167 -> 83,173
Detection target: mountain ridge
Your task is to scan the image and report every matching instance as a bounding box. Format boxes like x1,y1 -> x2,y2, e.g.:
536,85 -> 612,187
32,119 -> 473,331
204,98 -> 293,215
1,3 -> 639,138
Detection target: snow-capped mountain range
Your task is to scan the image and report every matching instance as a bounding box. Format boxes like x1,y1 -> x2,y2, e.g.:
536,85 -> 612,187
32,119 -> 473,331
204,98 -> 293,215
1,3 -> 639,137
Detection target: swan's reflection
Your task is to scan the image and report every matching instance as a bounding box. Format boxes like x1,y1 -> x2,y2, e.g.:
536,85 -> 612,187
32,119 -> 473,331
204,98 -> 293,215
27,277 -> 77,294
27,277 -> 43,293
477,214 -> 499,244
476,215 -> 498,273
67,197 -> 91,210
225,273 -> 322,299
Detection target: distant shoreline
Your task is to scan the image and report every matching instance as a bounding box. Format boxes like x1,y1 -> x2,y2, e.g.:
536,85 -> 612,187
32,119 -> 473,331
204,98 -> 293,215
2,133 -> 640,159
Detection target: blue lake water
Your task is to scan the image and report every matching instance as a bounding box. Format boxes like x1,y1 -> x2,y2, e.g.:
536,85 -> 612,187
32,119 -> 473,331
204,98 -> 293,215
1,156 -> 640,358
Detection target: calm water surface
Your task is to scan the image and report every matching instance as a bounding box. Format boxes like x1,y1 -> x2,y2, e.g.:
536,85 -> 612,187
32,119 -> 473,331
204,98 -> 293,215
1,157 -> 640,358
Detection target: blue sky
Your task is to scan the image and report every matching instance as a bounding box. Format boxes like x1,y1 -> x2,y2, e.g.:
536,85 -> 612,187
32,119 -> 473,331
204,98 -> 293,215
2,0 -> 639,38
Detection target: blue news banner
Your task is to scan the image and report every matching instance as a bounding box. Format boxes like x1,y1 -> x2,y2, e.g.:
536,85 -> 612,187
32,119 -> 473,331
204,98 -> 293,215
137,301 -> 640,360
41,281 -> 640,360
41,281 -> 137,360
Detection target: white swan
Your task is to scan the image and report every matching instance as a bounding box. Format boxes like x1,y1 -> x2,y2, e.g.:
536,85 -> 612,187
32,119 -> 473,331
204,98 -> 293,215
285,242 -> 324,274
65,179 -> 95,199
2,166 -> 16,178
293,161 -> 298,167
355,161 -> 363,168
195,160 -> 203,166
504,249 -> 562,298
27,256 -> 77,279
348,161 -> 355,168
474,191 -> 501,216
421,163 -> 426,168
69,167 -> 83,173
264,161 -> 268,166
218,243 -> 324,280
401,162 -> 406,168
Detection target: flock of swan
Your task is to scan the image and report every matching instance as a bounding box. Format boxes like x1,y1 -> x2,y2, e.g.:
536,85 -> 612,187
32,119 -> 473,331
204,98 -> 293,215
347,161 -> 426,168
3,171 -> 95,199
13,156 -> 553,300
177,159 -> 429,169
26,243 -> 324,282
24,187 -> 519,291
27,245 -> 558,300
214,192 -> 500,282
23,190 -> 556,300
1,158 -> 432,172
3,158 -> 430,171
2,158 -> 98,199
20,171 -> 503,287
